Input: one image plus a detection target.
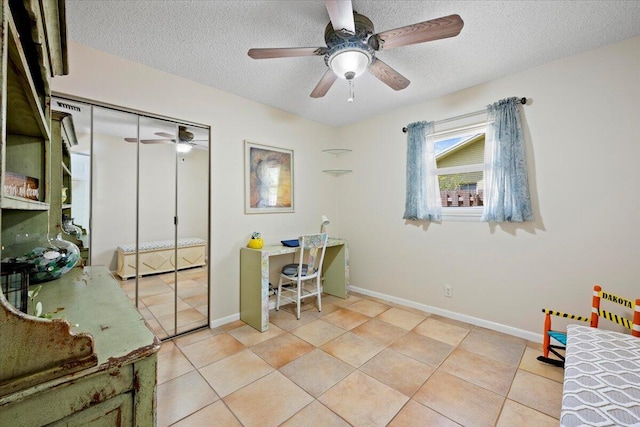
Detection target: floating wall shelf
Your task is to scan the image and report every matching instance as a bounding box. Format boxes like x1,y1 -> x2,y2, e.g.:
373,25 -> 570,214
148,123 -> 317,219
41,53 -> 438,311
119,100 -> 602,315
322,149 -> 352,175
322,149 -> 352,156
322,169 -> 352,176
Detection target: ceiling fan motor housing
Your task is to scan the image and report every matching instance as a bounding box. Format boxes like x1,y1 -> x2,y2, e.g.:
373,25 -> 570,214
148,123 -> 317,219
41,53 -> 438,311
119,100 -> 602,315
323,12 -> 376,74
178,126 -> 194,142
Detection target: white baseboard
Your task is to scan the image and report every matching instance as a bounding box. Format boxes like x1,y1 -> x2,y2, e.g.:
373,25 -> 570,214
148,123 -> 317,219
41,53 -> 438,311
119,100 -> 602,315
210,287 -> 542,344
349,286 -> 542,344
210,312 -> 240,329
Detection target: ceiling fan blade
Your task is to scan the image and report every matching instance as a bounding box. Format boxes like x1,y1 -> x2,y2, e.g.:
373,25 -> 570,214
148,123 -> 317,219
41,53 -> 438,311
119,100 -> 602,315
248,47 -> 327,59
369,14 -> 464,51
310,69 -> 338,98
124,137 -> 173,144
368,58 -> 410,91
141,139 -> 172,144
325,0 -> 355,34
155,132 -> 174,139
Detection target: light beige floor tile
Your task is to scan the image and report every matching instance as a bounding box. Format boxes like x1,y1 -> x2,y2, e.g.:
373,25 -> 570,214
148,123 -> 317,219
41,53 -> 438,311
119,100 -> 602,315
199,349 -> 274,397
473,326 -> 528,345
251,333 -> 314,368
347,299 -> 391,317
360,294 -> 396,307
324,294 -> 362,307
172,400 -> 241,427
157,307 -> 206,331
392,305 -> 432,317
178,282 -> 207,300
144,317 -> 168,339
196,304 -> 208,317
279,349 -> 354,397
157,347 -> 195,384
228,323 -> 284,347
119,281 -> 136,298
157,370 -> 218,427
319,371 -> 409,427
174,328 -> 216,348
146,299 -> 191,319
137,281 -> 174,298
322,308 -> 370,330
351,318 -> 408,346
269,308 -> 316,331
360,349 -> 435,397
413,370 -> 504,427
316,302 -> 341,316
183,293 -> 208,308
518,346 -> 565,383
141,291 -> 177,307
321,332 -> 385,367
458,329 -> 525,367
390,331 -> 454,367
157,272 -> 177,285
177,320 -> 209,335
440,348 -> 517,396
388,400 -> 461,427
428,314 -> 474,330
377,307 -> 427,330
291,319 -> 346,347
281,401 -> 350,426
413,317 -> 470,346
180,268 -> 208,281
508,369 -> 563,418
158,340 -> 176,355
137,306 -> 155,321
224,371 -> 313,427
220,319 -> 246,331
180,333 -> 245,368
496,399 -> 559,426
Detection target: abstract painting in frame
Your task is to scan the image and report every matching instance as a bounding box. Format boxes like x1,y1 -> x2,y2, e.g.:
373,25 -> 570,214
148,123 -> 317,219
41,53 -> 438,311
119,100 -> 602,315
245,141 -> 294,214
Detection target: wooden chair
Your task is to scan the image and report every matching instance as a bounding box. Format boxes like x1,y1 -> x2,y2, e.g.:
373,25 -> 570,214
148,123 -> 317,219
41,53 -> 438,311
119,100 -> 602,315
276,233 -> 328,319
538,285 -> 640,367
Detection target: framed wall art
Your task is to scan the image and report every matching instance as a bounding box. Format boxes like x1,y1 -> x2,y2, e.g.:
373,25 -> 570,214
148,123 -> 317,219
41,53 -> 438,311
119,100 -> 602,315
245,141 -> 294,214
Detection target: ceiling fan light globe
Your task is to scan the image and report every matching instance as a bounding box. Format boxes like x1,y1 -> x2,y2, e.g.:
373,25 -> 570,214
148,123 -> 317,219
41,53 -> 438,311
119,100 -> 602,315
176,143 -> 192,153
329,49 -> 371,80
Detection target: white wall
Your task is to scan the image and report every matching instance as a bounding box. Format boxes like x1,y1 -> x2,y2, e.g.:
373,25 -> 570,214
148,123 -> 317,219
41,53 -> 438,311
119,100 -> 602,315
53,42 -> 338,323
333,36 -> 640,339
53,36 -> 639,340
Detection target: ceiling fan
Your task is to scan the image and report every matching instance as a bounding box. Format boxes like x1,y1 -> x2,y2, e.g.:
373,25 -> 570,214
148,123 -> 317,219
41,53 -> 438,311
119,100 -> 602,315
124,125 -> 207,152
248,0 -> 463,100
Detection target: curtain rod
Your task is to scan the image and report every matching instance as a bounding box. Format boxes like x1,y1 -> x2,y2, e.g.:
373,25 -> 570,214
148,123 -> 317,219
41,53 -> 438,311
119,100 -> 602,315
402,97 -> 527,133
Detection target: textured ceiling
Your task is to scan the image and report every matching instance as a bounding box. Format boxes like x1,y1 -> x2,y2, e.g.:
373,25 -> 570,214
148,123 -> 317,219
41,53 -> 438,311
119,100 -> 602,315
65,1 -> 640,127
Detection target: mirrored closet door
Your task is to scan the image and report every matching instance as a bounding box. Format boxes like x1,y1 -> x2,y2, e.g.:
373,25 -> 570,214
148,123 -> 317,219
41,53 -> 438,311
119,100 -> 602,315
51,96 -> 210,340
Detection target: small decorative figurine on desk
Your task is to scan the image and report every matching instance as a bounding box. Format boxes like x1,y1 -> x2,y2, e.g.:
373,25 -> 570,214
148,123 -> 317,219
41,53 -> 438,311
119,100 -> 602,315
247,232 -> 264,249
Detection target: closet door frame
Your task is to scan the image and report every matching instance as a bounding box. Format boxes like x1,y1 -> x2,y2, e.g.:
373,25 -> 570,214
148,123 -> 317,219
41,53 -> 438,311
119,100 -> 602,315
52,93 -> 211,340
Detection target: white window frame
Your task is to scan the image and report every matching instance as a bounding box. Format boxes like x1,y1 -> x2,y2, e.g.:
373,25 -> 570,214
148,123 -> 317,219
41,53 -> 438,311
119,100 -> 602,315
430,122 -> 487,221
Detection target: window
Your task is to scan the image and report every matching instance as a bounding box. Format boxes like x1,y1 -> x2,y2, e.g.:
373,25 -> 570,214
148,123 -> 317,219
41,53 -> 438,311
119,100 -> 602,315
432,126 -> 486,218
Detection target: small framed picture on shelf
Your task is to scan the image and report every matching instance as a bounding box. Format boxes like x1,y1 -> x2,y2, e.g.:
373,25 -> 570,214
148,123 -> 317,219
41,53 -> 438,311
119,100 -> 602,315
244,141 -> 294,214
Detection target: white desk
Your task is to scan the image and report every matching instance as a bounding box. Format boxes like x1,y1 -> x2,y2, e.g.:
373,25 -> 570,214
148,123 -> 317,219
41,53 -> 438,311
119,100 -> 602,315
240,238 -> 349,332
561,324 -> 640,426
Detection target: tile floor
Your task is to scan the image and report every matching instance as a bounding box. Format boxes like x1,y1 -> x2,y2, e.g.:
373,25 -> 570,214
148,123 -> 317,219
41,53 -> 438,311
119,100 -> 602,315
118,266 -> 209,339
156,292 -> 564,426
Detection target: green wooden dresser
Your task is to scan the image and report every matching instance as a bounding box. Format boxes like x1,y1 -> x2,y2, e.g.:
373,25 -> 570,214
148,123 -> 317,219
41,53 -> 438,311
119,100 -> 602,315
0,266 -> 160,426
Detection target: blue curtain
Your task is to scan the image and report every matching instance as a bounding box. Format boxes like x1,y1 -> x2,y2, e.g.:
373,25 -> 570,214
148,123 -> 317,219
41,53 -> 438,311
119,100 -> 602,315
403,121 -> 440,221
481,97 -> 533,222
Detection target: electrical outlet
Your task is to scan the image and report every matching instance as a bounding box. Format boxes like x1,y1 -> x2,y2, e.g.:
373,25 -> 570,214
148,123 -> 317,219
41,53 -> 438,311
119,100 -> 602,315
444,285 -> 453,298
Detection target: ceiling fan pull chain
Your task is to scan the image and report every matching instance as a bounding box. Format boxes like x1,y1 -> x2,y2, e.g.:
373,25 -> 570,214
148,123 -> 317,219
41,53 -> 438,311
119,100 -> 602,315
348,79 -> 355,103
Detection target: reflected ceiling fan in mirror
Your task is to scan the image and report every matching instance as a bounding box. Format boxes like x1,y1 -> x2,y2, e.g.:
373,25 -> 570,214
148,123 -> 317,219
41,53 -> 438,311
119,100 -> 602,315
248,0 -> 463,101
124,125 -> 207,152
